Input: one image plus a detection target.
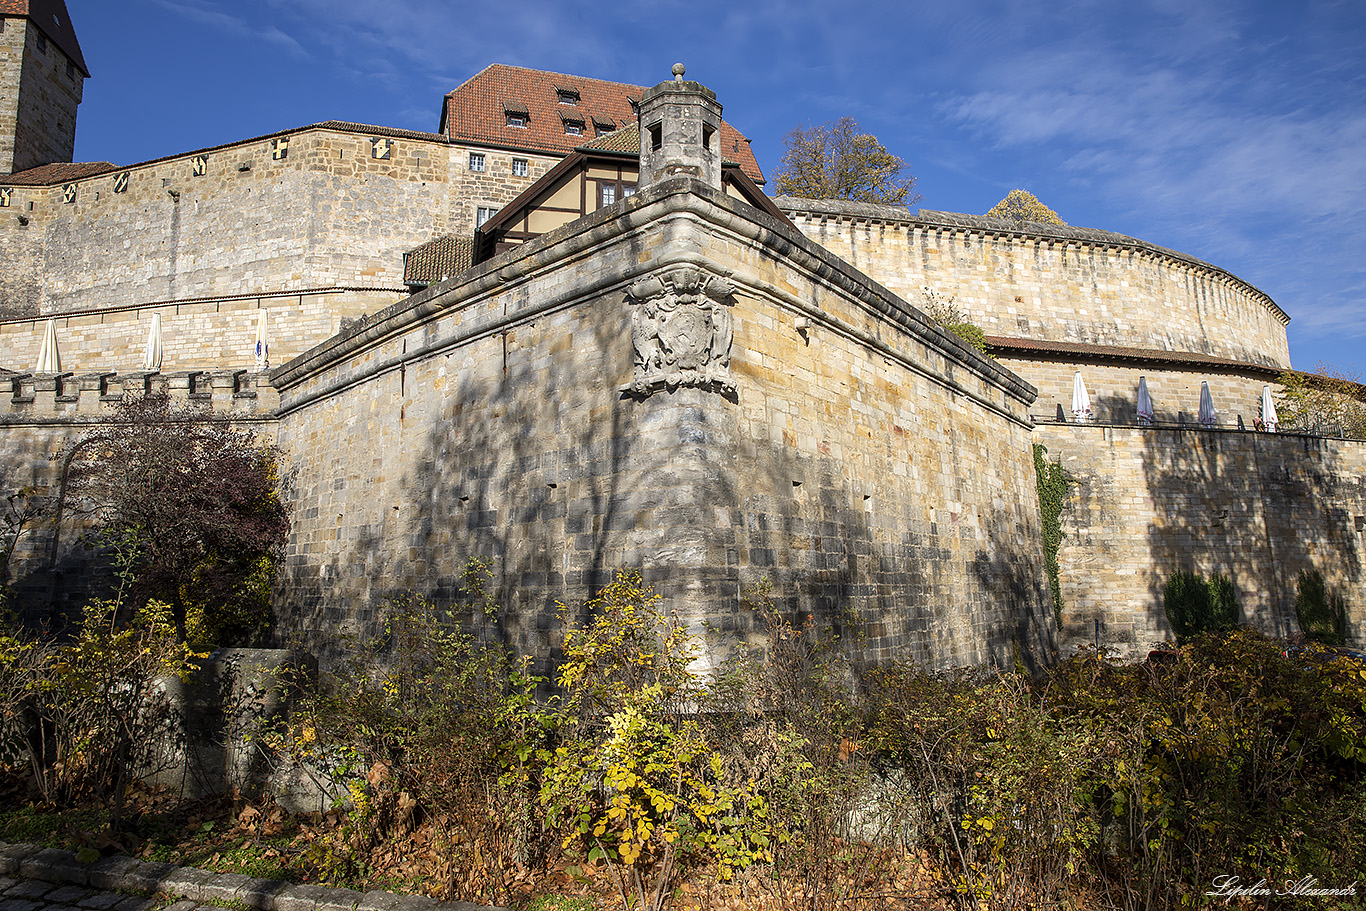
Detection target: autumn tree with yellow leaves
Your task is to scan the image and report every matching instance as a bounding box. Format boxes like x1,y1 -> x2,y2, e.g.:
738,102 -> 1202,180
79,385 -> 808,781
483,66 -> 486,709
774,117 -> 921,206
987,189 -> 1066,226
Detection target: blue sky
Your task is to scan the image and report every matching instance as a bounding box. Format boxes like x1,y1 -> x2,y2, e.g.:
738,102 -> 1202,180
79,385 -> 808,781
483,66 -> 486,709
65,0 -> 1364,373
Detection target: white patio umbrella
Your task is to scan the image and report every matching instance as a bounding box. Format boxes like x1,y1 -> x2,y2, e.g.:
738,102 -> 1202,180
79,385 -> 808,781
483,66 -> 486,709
253,309 -> 269,371
1136,376 -> 1154,426
1198,381 -> 1217,428
1261,385 -> 1278,432
142,313 -> 163,371
1070,371 -> 1092,424
34,318 -> 60,373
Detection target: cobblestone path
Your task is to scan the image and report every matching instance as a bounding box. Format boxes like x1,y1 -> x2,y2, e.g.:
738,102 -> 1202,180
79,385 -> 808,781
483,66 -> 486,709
0,844 -> 503,911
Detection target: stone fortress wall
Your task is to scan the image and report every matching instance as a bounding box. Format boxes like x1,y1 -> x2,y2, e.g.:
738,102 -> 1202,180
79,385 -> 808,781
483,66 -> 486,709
1,290 -> 387,375
777,199 -> 1291,370
0,123 -> 558,320
1,8 -> 1360,664
1014,358 -> 1277,428
0,369 -> 278,621
1037,424 -> 1366,653
270,176 -> 1056,671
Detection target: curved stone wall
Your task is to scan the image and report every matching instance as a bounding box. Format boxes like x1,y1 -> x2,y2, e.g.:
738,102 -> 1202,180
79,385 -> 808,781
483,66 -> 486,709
778,199 -> 1291,372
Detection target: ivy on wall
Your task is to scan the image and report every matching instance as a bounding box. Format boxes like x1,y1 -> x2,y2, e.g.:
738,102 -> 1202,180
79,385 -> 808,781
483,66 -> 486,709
1033,443 -> 1071,625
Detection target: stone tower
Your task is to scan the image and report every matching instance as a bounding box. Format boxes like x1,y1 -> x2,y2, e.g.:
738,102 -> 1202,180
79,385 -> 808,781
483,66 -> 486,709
636,63 -> 723,189
0,0 -> 87,175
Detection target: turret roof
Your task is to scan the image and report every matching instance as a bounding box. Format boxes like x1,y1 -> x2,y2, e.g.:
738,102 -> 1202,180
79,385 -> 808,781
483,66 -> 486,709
0,0 -> 88,76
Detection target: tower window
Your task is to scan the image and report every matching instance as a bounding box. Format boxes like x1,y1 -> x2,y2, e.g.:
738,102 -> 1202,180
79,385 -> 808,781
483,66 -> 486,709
469,152 -> 485,172
35,32 -> 47,54
702,123 -> 716,151
649,123 -> 662,151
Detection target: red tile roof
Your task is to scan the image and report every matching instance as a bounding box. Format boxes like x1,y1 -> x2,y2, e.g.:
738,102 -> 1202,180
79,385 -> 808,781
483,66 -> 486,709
3,160 -> 115,184
441,64 -> 764,184
403,235 -> 474,287
986,335 -> 1286,376
1,0 -> 88,76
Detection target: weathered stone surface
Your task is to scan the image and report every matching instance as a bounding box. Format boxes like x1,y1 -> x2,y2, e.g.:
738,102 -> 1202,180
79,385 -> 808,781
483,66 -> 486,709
113,862 -> 177,895
272,177 -> 1056,672
196,872 -> 256,904
84,858 -> 141,892
311,887 -> 364,911
1042,424 -> 1366,657
154,867 -> 213,902
780,200 -> 1291,372
0,846 -> 41,877
356,891 -> 404,911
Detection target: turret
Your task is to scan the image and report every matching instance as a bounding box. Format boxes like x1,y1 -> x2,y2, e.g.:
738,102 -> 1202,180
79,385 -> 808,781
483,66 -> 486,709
636,63 -> 723,190
0,0 -> 88,175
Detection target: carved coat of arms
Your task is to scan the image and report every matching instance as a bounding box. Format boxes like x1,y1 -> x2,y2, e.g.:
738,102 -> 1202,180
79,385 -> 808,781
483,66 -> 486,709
620,267 -> 736,397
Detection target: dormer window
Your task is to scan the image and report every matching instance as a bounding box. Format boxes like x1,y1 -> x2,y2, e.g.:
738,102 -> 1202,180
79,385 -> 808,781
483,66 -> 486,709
556,87 -> 580,105
503,101 -> 528,128
564,121 -> 584,136
593,119 -> 615,136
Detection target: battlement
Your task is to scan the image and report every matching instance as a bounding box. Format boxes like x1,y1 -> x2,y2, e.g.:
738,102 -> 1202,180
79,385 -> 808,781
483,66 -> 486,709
2,369 -> 279,421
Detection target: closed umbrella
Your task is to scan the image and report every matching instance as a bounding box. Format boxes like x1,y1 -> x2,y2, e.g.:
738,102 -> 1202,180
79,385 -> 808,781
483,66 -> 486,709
35,318 -> 60,373
1261,385 -> 1278,432
1198,381 -> 1217,428
1137,376 -> 1154,426
143,313 -> 163,371
1071,371 -> 1092,424
254,309 -> 269,371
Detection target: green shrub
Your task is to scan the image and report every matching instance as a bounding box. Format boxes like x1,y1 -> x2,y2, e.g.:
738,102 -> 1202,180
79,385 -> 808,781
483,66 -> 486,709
1295,567 -> 1347,646
1207,572 -> 1241,633
1164,569 -> 1239,643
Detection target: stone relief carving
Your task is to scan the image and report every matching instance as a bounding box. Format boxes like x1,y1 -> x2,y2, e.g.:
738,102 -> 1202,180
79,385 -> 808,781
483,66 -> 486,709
620,266 -> 737,397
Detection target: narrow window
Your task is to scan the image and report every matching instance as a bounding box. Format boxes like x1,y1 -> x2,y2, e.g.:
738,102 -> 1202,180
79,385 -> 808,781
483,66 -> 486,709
649,123 -> 662,151
512,158 -> 528,177
35,32 -> 47,54
702,123 -> 716,151
469,152 -> 485,172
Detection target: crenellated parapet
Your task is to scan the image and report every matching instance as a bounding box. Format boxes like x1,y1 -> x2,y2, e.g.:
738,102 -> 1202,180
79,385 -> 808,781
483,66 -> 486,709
776,198 -> 1293,371
1,369 -> 278,422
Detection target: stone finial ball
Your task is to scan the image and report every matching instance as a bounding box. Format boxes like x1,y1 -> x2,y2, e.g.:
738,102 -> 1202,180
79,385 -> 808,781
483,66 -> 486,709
672,63 -> 686,78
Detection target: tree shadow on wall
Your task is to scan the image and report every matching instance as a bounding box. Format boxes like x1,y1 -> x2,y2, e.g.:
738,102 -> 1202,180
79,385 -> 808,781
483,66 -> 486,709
276,286 -> 1059,676
1138,429 -> 1365,641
